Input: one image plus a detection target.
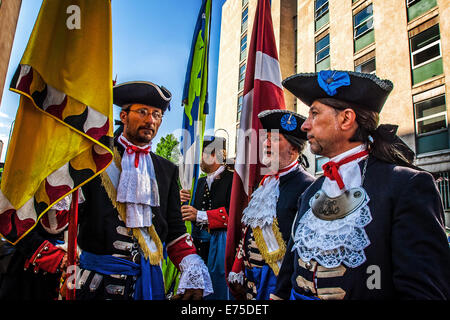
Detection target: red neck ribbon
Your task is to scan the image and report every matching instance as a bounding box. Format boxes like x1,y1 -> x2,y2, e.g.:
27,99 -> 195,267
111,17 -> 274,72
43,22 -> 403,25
322,150 -> 369,190
119,137 -> 151,168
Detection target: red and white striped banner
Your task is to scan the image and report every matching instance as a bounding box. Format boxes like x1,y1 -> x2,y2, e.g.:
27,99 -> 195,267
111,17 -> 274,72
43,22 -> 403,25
225,0 -> 285,297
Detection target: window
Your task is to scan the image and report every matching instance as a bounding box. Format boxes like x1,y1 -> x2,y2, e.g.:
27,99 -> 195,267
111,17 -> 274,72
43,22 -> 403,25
315,33 -> 330,71
241,7 -> 248,34
315,0 -> 329,31
411,24 -> 441,68
238,63 -> 246,92
355,57 -> 376,74
410,24 -> 443,84
353,4 -> 374,52
237,95 -> 243,122
240,34 -> 247,62
407,0 -> 437,21
414,94 -> 449,154
315,155 -> 329,174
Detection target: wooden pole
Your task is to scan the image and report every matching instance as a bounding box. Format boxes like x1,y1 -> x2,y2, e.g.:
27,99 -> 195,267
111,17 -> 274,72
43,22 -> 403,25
66,188 -> 79,300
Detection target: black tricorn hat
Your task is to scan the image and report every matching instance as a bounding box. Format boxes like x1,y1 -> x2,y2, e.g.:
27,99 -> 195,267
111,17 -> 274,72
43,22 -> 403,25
282,70 -> 393,113
203,136 -> 226,152
258,109 -> 307,148
113,81 -> 172,112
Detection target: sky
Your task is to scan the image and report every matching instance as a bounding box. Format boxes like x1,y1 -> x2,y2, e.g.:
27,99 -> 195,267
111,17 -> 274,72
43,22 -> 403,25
0,0 -> 226,162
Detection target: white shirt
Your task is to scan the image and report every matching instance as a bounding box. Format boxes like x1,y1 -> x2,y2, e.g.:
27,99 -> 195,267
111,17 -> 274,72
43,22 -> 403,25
197,165 -> 226,224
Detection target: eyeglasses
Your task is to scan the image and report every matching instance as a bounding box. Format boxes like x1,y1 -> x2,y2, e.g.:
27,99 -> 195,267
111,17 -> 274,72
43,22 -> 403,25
128,108 -> 163,121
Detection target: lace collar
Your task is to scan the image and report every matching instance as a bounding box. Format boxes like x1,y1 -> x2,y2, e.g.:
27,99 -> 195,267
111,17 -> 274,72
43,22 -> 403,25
292,145 -> 372,269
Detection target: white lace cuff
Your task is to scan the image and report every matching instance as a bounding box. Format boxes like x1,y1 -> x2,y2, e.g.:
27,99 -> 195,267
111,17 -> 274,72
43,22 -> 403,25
196,210 -> 209,225
177,254 -> 213,297
227,271 -> 244,285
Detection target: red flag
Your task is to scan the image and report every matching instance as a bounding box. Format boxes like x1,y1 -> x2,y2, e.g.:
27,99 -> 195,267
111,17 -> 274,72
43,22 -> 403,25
225,0 -> 285,298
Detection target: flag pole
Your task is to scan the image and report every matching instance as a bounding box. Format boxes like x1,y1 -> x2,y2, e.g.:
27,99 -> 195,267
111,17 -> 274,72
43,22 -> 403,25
66,188 -> 79,300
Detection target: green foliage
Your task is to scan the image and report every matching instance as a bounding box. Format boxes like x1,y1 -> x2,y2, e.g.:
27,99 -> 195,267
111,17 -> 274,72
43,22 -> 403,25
155,133 -> 181,164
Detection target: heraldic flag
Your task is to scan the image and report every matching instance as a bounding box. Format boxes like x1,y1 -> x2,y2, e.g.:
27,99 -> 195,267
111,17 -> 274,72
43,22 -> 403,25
225,0 -> 286,297
0,0 -> 114,245
180,0 -> 212,198
163,0 -> 212,295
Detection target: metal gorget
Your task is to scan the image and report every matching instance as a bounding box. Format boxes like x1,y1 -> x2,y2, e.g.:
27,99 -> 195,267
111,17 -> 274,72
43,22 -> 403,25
310,187 -> 368,221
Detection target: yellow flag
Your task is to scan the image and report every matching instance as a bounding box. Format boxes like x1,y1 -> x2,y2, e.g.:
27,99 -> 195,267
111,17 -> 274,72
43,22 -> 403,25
0,0 -> 113,244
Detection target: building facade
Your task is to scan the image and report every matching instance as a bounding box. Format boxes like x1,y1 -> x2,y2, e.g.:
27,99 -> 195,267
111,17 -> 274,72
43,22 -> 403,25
0,0 -> 22,106
214,0 -> 450,215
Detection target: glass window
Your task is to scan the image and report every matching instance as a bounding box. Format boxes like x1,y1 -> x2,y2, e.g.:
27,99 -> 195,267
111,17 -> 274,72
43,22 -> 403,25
415,95 -> 446,134
240,34 -> 247,62
410,24 -> 441,68
315,34 -> 330,63
354,4 -> 374,39
353,4 -> 375,52
237,95 -> 243,122
414,94 -> 449,154
238,63 -> 246,91
315,0 -> 329,31
241,7 -> 248,33
407,0 -> 437,21
315,0 -> 329,20
355,57 -> 376,74
315,33 -> 330,71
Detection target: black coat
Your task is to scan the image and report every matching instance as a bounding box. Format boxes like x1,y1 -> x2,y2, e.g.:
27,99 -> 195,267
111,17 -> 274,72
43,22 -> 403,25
193,167 -> 234,219
275,156 -> 450,300
276,168 -> 316,244
78,145 -> 186,254
75,143 -> 186,299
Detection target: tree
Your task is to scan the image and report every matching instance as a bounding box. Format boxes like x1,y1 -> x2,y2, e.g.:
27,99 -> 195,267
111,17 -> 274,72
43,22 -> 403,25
155,133 -> 181,164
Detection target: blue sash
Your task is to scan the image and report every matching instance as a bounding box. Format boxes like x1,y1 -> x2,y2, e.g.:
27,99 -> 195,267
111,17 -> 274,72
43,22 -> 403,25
245,264 -> 277,300
290,288 -> 320,300
205,230 -> 231,300
79,251 -> 165,300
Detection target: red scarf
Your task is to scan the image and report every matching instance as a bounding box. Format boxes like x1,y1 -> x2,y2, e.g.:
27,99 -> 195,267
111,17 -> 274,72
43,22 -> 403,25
119,137 -> 151,168
260,161 -> 299,185
322,150 -> 369,190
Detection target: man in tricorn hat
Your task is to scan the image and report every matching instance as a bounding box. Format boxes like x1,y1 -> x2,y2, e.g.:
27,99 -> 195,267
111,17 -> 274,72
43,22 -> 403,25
273,70 -> 450,300
179,135 -> 233,300
227,110 -> 315,300
73,81 -> 212,300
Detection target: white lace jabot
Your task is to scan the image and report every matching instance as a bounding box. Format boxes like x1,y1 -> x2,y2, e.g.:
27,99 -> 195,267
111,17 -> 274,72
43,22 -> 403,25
293,144 -> 372,269
242,160 -> 299,228
117,134 -> 160,228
